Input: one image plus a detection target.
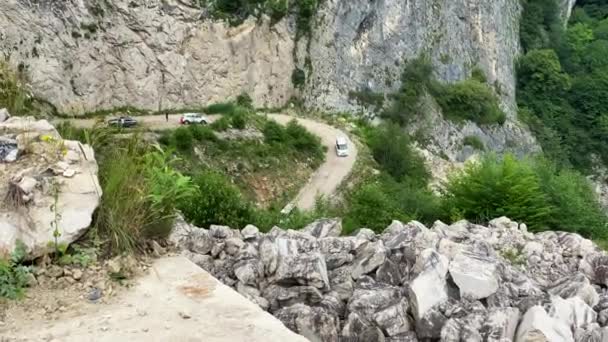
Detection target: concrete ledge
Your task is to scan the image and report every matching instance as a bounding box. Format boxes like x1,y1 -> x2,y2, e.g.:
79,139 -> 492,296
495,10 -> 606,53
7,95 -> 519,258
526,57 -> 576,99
7,256 -> 309,342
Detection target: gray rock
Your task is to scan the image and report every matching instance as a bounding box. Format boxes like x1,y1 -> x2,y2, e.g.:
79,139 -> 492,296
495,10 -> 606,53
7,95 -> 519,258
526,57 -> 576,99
234,259 -> 263,286
373,298 -> 412,337
548,273 -> 599,308
481,307 -> 520,342
415,307 -> 448,340
376,258 -> 403,287
351,241 -> 387,279
329,266 -> 355,301
181,251 -> 214,273
241,225 -> 260,240
236,282 -> 269,311
449,252 -> 499,300
274,304 -> 340,342
347,283 -> 402,319
515,305 -> 574,342
224,238 -> 245,256
0,136 -> 18,162
342,312 -> 386,342
0,108 -> 10,122
188,229 -> 214,255
209,225 -> 233,239
263,285 -> 324,312
0,118 -> 101,259
549,296 -> 597,330
273,252 -> 330,290
409,249 -> 449,321
302,218 -> 342,238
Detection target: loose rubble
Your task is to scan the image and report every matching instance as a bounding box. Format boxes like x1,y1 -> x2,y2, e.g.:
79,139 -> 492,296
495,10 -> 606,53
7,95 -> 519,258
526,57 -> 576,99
0,114 -> 101,258
172,215 -> 608,342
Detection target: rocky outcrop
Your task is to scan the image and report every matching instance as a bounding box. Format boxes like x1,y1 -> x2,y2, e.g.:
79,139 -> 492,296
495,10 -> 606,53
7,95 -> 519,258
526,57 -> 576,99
172,216 -> 608,341
0,113 -> 101,258
0,0 -> 294,113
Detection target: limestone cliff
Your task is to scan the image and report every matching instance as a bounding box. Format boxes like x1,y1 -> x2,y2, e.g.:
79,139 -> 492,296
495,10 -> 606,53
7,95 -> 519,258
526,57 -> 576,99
0,0 -> 577,158
0,0 -> 294,113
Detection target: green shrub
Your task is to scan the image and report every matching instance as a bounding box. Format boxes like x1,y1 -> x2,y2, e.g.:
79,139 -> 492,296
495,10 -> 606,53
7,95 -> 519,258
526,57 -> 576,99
471,67 -> 488,83
292,68 -> 306,88
343,182 -> 410,234
0,241 -> 31,300
285,120 -> 324,160
263,120 -> 286,144
443,154 -> 553,229
236,93 -> 254,109
463,135 -> 485,151
95,139 -> 193,252
443,154 -> 608,238
205,102 -> 236,115
383,56 -> 434,125
366,123 -> 429,185
174,127 -> 194,151
519,0 -> 562,52
179,171 -> 253,229
210,116 -> 231,131
231,108 -> 248,129
532,158 -> 608,238
189,125 -> 218,142
0,61 -> 30,116
434,79 -> 506,125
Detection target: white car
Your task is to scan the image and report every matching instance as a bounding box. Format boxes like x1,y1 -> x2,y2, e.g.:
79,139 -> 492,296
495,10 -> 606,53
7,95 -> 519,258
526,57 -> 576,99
335,137 -> 349,157
180,113 -> 208,125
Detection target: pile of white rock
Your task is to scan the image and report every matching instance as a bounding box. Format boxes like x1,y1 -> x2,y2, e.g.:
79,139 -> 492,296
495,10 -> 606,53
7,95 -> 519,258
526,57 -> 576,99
171,215 -> 608,342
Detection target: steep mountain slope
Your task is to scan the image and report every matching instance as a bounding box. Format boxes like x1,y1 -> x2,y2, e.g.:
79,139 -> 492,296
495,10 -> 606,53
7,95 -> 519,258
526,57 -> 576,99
0,0 -> 577,158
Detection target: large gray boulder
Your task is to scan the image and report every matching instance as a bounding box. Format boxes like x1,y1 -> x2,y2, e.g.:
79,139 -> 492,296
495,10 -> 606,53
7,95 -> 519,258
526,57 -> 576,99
0,117 -> 101,259
449,252 -> 499,300
274,304 -> 340,342
409,249 -> 449,321
516,306 -> 574,342
302,218 -> 342,238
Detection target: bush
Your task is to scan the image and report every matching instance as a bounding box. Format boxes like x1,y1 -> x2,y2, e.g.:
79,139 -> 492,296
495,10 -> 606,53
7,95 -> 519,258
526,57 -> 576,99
205,102 -> 236,115
348,90 -> 385,110
0,61 -> 30,116
210,116 -> 231,131
434,79 -> 506,125
292,68 -> 306,88
0,241 -> 31,299
174,126 -> 194,151
236,93 -> 254,109
285,120 -> 324,160
263,120 -> 286,144
463,135 -> 485,151
95,139 -> 193,252
383,56 -> 434,125
366,123 -> 429,185
179,171 -> 253,229
189,125 -> 218,142
443,154 -> 608,238
231,107 -> 248,129
343,182 -> 410,234
443,154 -> 553,229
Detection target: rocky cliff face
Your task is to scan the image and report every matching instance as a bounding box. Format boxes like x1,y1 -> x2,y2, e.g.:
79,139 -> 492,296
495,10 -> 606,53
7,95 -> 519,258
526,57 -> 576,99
0,0 -> 294,113
172,216 -> 608,342
0,0 -> 578,158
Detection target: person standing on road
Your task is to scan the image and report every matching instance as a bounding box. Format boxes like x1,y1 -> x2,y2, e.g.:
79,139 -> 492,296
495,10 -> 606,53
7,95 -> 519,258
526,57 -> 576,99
165,112 -> 168,122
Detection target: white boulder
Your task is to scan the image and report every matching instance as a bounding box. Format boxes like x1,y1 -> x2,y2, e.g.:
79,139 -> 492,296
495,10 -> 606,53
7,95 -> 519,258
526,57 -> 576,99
449,252 -> 499,299
0,117 -> 101,258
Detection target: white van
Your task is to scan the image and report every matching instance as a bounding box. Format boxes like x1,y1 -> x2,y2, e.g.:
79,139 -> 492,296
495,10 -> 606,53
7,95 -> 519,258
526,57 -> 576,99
335,137 -> 349,157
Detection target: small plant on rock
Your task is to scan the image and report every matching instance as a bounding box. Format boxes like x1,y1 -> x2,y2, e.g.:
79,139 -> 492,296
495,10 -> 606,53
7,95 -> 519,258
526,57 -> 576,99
0,241 -> 32,299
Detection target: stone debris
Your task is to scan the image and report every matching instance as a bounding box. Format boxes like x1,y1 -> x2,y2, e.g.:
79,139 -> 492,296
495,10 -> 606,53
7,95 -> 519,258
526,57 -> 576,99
172,215 -> 608,341
0,115 -> 101,259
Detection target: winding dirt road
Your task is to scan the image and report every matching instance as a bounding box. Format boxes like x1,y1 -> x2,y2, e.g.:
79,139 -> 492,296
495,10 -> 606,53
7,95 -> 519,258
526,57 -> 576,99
65,113 -> 357,211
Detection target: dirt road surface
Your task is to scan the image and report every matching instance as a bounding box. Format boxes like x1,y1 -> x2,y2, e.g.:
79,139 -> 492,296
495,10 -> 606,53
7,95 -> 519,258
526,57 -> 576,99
63,113 -> 357,211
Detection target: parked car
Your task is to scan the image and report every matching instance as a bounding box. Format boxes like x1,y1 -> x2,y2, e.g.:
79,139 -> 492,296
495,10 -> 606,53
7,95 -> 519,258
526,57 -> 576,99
335,136 -> 349,157
180,113 -> 208,125
108,116 -> 137,128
